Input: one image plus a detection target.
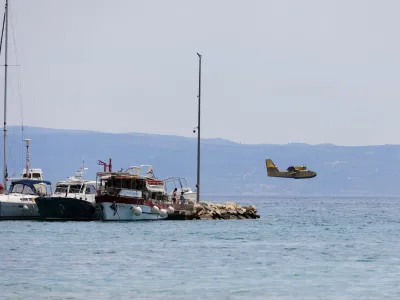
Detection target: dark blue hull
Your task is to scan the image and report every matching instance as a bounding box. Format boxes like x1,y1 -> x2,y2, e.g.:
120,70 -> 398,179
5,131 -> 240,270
35,197 -> 100,221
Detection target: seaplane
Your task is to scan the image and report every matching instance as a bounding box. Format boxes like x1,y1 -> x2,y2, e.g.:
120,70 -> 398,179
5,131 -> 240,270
265,159 -> 317,179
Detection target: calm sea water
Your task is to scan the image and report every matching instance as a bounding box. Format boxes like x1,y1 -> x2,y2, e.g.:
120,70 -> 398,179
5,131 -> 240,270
1,195 -> 399,300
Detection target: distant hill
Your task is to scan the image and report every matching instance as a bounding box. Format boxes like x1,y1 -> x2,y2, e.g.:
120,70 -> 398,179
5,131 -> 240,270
1,126 -> 400,196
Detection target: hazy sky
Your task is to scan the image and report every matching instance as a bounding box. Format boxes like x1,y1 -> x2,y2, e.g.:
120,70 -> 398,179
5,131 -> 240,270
0,0 -> 399,146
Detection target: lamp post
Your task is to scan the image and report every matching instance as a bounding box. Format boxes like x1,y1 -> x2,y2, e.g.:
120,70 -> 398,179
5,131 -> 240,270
196,53 -> 202,203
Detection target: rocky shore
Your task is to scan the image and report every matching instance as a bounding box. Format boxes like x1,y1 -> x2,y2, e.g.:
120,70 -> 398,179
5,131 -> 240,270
191,201 -> 260,220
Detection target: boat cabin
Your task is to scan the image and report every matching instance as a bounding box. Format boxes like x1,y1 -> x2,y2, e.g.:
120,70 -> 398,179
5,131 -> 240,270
97,172 -> 168,201
22,168 -> 44,180
54,180 -> 97,196
7,168 -> 44,182
8,179 -> 52,196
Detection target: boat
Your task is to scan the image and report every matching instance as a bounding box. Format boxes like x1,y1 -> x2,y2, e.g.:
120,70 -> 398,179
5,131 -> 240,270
0,179 -> 52,220
0,140 -> 51,220
35,163 -> 99,221
95,162 -> 175,221
164,177 -> 196,202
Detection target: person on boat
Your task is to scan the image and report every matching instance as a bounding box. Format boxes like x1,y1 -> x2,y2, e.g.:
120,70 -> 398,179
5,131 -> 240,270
180,191 -> 185,208
172,188 -> 177,204
0,183 -> 4,194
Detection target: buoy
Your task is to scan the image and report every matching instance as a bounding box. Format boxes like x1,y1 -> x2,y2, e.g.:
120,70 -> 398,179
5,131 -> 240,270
22,205 -> 28,210
159,209 -> 168,218
151,205 -> 160,214
132,205 -> 142,216
167,206 -> 174,215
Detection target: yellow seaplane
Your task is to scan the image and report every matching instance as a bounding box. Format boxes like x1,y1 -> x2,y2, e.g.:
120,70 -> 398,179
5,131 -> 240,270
265,159 -> 317,179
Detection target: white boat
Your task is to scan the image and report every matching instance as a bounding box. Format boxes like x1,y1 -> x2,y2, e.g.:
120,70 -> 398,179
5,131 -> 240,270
95,163 -> 175,221
35,163 -> 99,221
0,138 -> 51,220
164,176 -> 196,202
0,179 -> 52,220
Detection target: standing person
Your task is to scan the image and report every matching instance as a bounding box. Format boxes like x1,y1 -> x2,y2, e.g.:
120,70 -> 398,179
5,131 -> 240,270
180,191 -> 185,208
172,188 -> 177,204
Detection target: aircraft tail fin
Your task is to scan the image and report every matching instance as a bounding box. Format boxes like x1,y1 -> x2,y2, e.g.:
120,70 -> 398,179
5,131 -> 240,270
266,159 -> 279,174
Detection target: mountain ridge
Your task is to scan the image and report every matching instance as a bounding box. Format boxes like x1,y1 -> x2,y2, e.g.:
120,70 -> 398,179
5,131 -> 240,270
1,126 -> 399,196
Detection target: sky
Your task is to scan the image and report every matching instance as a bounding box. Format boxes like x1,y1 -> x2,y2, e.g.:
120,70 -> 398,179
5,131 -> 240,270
0,0 -> 399,146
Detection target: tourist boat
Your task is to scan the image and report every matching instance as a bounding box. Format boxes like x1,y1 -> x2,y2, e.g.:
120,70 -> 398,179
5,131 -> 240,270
95,163 -> 175,221
164,176 -> 196,202
35,163 -> 99,221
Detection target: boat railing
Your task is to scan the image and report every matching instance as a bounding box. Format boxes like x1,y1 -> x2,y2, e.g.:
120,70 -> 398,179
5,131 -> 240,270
97,186 -> 170,201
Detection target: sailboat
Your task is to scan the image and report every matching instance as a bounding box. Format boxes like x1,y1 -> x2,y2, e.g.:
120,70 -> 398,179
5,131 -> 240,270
0,0 -> 52,220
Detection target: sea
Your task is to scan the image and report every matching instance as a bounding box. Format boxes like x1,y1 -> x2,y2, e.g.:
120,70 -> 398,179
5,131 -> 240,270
1,195 -> 399,300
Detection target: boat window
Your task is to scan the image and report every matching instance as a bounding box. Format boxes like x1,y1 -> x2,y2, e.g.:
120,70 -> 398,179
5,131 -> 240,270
10,183 -> 24,193
55,185 -> 68,193
68,184 -> 82,193
22,185 -> 35,195
85,184 -> 96,194
33,183 -> 51,196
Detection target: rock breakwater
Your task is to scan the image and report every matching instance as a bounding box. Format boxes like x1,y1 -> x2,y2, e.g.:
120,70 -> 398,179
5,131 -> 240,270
192,201 -> 260,220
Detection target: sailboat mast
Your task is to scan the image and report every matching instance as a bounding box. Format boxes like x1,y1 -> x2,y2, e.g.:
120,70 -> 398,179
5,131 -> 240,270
3,0 -> 8,189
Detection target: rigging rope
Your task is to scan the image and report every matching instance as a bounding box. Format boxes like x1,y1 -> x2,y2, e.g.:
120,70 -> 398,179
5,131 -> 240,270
0,8 -> 5,173
0,9 -> 5,55
9,4 -> 25,172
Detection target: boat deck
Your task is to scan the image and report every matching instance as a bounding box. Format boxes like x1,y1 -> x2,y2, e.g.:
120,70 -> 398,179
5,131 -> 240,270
166,203 -> 195,220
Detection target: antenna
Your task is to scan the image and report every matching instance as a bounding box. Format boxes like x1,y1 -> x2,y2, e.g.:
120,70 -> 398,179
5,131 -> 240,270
75,160 -> 88,179
24,138 -> 31,178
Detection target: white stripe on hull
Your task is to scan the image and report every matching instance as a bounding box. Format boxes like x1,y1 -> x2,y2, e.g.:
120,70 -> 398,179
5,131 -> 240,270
98,202 -> 167,221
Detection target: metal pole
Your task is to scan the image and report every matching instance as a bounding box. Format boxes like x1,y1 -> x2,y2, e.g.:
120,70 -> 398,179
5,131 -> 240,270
3,0 -> 8,190
196,53 -> 202,203
24,139 -> 31,178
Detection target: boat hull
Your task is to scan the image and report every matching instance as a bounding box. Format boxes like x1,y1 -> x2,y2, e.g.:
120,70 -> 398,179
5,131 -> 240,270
35,197 -> 100,221
97,202 -> 168,221
0,200 -> 39,220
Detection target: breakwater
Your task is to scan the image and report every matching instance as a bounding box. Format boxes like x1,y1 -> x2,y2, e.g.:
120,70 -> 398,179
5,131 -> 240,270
167,201 -> 260,220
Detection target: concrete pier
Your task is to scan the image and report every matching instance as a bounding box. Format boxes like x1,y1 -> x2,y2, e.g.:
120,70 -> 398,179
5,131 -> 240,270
166,201 -> 260,220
